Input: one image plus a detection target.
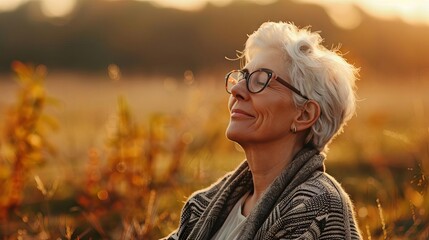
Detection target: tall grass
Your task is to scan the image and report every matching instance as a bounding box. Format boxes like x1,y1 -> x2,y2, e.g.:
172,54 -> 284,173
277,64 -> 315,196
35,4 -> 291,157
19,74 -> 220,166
0,63 -> 428,239
0,61 -> 57,221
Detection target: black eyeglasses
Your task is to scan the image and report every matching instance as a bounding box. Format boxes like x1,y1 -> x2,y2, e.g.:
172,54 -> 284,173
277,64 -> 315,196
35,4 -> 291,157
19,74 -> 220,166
225,68 -> 309,100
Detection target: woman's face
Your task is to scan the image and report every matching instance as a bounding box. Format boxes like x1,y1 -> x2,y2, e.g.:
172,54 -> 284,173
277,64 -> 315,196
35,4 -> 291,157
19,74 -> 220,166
226,49 -> 299,146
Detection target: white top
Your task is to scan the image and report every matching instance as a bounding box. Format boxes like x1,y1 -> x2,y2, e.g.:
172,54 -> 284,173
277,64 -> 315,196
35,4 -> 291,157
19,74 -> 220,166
211,192 -> 249,240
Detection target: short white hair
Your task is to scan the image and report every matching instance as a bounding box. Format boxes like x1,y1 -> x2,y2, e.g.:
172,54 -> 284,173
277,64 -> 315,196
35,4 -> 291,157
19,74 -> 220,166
243,21 -> 359,152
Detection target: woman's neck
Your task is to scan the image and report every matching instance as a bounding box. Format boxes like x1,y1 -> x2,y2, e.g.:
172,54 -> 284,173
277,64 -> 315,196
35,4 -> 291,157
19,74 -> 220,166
241,138 -> 303,216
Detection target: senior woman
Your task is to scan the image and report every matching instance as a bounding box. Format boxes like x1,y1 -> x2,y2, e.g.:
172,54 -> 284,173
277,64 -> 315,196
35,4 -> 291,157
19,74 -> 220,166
165,21 -> 362,240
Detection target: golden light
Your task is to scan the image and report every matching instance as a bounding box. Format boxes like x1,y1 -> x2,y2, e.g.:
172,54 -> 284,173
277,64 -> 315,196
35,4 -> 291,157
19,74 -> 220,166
136,0 -> 275,11
1,0 -> 429,24
296,0 -> 429,28
358,207 -> 368,218
0,0 -> 25,12
40,0 -> 76,17
97,190 -> 109,200
141,0 -> 208,10
357,0 -> 429,25
322,2 -> 362,29
184,70 -> 195,85
108,64 -> 122,82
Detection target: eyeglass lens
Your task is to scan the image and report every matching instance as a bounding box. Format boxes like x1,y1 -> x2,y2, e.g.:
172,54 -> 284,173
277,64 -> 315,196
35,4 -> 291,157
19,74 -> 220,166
248,70 -> 270,93
226,71 -> 243,93
226,70 -> 271,93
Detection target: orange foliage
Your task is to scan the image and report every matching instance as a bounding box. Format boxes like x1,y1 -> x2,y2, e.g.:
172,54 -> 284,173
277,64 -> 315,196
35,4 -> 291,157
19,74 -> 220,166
0,61 -> 56,220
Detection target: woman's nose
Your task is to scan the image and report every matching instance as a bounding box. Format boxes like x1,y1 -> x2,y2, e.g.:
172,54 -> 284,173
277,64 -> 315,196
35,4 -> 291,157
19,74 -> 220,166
230,79 -> 250,100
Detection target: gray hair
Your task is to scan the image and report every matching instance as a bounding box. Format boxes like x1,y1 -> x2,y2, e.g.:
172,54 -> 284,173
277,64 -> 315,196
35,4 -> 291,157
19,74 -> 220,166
243,22 -> 359,152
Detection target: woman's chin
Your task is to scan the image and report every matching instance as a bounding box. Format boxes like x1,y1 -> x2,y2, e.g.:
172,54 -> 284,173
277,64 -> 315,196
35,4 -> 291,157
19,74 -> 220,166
226,128 -> 248,144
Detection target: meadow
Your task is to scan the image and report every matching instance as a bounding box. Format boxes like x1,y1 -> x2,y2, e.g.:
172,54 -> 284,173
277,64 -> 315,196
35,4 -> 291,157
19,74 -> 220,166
0,63 -> 428,239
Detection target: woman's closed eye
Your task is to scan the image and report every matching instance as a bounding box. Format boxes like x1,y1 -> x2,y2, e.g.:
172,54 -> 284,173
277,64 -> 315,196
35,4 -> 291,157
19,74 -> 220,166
255,80 -> 266,86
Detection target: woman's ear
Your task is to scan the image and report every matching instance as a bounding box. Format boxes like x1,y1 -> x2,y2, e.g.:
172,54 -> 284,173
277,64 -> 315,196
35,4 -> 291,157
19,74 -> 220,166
294,100 -> 320,132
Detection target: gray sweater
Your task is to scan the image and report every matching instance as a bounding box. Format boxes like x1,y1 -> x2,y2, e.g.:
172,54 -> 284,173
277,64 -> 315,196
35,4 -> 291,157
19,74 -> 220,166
165,147 -> 362,240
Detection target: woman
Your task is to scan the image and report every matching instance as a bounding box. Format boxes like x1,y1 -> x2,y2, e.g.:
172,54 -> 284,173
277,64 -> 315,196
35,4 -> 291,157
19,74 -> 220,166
165,22 -> 362,239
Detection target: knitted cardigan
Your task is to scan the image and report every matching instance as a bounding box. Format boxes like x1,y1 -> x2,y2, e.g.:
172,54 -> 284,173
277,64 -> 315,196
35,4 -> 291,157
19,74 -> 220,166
164,147 -> 362,240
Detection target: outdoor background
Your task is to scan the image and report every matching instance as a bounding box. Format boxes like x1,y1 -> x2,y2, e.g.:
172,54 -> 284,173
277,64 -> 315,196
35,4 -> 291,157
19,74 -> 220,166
0,0 -> 428,239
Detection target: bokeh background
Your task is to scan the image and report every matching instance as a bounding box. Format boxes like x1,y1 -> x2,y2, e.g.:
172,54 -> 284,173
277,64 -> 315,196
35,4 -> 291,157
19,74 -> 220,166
0,0 -> 428,239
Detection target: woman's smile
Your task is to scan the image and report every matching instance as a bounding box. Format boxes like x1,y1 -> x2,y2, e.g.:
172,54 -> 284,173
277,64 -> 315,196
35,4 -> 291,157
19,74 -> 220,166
230,108 -> 255,119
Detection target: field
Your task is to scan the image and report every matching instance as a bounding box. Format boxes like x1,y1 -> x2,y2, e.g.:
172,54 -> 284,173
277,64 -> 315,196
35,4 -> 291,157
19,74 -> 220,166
0,64 -> 428,239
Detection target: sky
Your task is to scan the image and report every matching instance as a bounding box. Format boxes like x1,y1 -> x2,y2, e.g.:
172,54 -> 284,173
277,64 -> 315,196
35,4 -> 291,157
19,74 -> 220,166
1,0 -> 429,28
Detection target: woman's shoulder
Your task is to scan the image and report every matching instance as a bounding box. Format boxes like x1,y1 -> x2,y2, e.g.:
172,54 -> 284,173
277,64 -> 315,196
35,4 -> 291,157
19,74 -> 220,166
270,172 -> 361,239
285,171 -> 353,209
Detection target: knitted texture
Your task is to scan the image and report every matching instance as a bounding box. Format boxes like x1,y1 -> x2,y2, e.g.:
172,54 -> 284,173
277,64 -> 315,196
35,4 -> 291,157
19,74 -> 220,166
164,147 -> 362,240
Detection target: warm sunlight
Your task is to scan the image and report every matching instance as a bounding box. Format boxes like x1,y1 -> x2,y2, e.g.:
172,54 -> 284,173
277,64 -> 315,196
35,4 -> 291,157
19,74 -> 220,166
39,0 -> 76,17
1,0 -> 429,238
0,0 -> 24,12
136,0 -> 277,10
358,0 -> 429,25
2,0 -> 429,27
296,0 -> 429,28
137,0 -> 231,10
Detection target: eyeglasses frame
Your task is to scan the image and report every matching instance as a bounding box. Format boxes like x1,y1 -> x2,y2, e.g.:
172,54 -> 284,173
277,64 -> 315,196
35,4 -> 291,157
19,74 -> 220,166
225,68 -> 309,100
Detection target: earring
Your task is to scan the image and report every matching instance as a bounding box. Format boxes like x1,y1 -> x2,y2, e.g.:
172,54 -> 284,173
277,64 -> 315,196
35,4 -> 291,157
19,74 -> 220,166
291,124 -> 297,134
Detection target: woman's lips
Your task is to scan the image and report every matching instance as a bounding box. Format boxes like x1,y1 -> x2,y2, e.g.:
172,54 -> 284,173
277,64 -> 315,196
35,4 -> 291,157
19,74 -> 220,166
231,109 -> 254,118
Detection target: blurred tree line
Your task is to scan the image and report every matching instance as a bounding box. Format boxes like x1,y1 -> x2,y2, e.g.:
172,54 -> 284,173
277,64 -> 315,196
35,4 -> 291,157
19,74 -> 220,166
0,0 -> 428,76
